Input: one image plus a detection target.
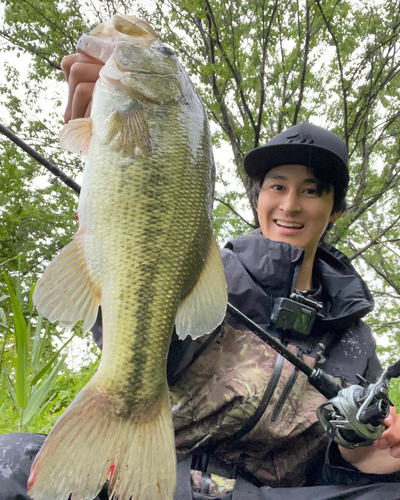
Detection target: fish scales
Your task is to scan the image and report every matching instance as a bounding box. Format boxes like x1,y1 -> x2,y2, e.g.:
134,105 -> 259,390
89,107 -> 212,408
29,14 -> 226,500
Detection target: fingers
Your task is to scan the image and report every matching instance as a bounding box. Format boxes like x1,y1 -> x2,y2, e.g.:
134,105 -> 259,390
68,81 -> 96,122
61,54 -> 104,123
377,406 -> 400,458
61,53 -> 104,82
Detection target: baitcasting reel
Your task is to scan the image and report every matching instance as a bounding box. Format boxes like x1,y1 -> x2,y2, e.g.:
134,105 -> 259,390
317,359 -> 400,449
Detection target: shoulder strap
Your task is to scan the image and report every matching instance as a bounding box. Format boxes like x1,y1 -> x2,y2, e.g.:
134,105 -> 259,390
228,353 -> 285,442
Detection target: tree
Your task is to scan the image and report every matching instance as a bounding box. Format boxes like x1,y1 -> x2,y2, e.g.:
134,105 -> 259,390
0,0 -> 400,380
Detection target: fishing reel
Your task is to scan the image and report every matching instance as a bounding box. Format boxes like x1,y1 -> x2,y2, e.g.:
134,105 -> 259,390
317,360 -> 400,449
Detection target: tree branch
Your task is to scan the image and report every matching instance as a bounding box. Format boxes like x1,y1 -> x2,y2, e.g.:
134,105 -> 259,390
254,0 -> 279,148
214,197 -> 256,228
346,240 -> 400,295
20,0 -> 76,50
293,1 -> 311,125
203,0 -> 257,131
0,32 -> 62,71
347,214 -> 400,261
314,0 -> 348,143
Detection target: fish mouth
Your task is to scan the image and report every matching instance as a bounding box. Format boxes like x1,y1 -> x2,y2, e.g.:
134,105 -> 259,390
115,58 -> 157,75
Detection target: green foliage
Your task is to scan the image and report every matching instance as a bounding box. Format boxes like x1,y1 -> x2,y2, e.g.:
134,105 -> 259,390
0,269 -> 100,432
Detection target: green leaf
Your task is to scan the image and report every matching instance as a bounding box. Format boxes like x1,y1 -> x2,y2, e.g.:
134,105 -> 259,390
0,308 -> 7,327
2,366 -> 18,413
31,329 -> 77,386
3,271 -> 28,409
0,372 -> 6,405
28,283 -> 36,315
31,313 -> 44,372
22,354 -> 67,426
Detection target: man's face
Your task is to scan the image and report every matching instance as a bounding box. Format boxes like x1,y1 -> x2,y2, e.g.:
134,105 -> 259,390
257,164 -> 341,259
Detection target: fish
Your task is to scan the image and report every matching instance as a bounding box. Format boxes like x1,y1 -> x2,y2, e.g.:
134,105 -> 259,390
28,14 -> 227,500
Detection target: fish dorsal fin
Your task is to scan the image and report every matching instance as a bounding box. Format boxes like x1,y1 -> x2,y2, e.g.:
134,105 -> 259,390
59,117 -> 92,156
33,234 -> 101,334
175,235 -> 227,340
103,100 -> 152,158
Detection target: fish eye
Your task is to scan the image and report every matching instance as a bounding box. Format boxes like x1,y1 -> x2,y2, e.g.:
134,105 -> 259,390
159,45 -> 175,57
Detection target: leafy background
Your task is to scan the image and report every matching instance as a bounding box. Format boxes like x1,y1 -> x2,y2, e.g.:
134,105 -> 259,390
1,0 -> 400,430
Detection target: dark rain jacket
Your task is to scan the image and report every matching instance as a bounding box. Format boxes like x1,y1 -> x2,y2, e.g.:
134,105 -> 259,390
168,229 -> 382,489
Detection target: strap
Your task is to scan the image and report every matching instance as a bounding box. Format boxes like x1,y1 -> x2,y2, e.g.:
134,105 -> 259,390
174,455 -> 193,500
232,476 -> 263,500
271,348 -> 303,423
228,353 -> 285,442
271,366 -> 299,422
190,323 -> 225,368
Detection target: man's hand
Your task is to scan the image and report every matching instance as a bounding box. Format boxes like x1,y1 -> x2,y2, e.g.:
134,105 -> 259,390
61,53 -> 104,123
376,405 -> 400,458
338,405 -> 400,474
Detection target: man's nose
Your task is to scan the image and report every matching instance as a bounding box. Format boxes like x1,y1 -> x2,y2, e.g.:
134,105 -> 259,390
280,190 -> 302,214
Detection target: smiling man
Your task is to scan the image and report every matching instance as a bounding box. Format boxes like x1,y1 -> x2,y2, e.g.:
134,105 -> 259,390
171,123 -> 400,499
246,122 -> 348,292
256,163 -> 342,291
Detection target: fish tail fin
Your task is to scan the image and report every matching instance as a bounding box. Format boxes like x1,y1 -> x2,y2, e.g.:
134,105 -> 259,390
28,384 -> 176,500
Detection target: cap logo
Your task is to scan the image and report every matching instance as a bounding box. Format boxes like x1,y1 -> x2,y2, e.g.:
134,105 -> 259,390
286,133 -> 314,144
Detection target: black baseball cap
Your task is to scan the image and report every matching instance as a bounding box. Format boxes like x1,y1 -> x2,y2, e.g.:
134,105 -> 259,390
244,122 -> 349,192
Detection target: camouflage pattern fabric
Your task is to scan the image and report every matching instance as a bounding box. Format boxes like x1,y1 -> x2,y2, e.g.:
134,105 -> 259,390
171,322 -> 329,488
191,470 -> 236,496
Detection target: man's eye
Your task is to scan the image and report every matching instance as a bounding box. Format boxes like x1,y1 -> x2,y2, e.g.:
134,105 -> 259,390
271,184 -> 284,191
304,188 -> 317,195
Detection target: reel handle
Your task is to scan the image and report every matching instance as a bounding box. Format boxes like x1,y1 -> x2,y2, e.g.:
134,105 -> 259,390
387,359 -> 400,380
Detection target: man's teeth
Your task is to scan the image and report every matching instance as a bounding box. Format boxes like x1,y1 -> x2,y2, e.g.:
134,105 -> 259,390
276,221 -> 303,228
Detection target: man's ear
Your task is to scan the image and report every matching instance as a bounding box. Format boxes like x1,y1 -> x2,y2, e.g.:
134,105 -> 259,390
329,210 -> 343,224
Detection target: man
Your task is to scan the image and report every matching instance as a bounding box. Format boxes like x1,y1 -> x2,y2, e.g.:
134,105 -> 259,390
1,57 -> 400,500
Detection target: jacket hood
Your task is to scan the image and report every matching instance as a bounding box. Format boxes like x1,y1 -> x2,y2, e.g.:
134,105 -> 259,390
221,229 -> 374,333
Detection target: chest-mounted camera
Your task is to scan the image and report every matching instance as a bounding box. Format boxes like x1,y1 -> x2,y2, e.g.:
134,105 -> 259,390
270,293 -> 324,335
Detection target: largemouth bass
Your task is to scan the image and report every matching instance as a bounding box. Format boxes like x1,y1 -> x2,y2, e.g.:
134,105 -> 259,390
29,14 -> 227,500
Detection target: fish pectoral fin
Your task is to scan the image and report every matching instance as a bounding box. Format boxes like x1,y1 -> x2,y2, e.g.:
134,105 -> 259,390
103,100 -> 152,158
59,117 -> 93,156
175,235 -> 227,340
33,234 -> 101,333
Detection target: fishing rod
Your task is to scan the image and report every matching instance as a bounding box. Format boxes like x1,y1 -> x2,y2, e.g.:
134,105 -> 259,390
0,122 -> 81,195
3,121 -> 400,449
